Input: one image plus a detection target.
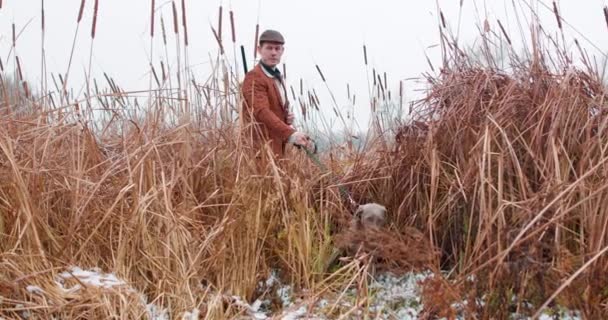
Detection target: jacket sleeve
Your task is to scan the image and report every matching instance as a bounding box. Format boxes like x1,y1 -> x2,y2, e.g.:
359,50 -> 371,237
242,74 -> 296,142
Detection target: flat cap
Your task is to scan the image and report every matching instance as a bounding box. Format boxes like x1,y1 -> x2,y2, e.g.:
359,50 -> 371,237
259,29 -> 285,44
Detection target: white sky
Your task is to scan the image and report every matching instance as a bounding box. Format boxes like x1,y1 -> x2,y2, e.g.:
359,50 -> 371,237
1,0 -> 607,130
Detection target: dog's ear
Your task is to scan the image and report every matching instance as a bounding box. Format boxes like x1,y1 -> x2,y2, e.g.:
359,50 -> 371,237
354,205 -> 364,220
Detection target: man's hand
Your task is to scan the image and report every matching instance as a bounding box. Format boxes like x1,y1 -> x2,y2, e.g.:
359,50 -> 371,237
286,112 -> 295,125
288,131 -> 314,151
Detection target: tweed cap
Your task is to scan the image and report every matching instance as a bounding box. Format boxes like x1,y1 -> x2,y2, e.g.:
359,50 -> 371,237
259,29 -> 285,44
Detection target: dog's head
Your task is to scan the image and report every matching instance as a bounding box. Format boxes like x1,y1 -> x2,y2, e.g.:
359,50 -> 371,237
354,203 -> 387,230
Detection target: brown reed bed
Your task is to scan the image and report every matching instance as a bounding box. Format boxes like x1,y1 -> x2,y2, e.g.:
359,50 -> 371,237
2,2 -> 608,319
347,28 -> 608,318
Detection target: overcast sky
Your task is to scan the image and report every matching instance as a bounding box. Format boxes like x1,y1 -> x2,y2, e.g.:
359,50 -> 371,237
1,0 -> 607,130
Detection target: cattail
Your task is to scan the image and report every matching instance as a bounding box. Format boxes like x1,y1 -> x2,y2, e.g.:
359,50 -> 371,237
0,57 -> 3,71
211,26 -> 224,54
253,24 -> 259,58
229,10 -> 235,43
91,0 -> 99,39
160,60 -> 166,81
299,78 -> 303,96
312,88 -> 321,106
363,45 -> 368,65
12,23 -> 15,47
16,56 -> 24,81
315,65 -> 326,82
172,1 -> 178,34
377,74 -> 385,98
150,63 -> 160,87
290,85 -> 296,101
347,83 -> 350,100
240,45 -> 248,72
552,1 -> 562,30
497,19 -> 511,45
383,72 -> 387,90
218,5 -> 223,41
440,11 -> 446,29
282,63 -> 286,80
161,16 -> 167,45
22,81 -> 30,98
77,0 -> 86,23
604,6 -> 608,31
181,0 -> 188,46
352,94 -> 356,105
41,0 -> 45,31
150,0 -> 155,38
372,68 -> 376,86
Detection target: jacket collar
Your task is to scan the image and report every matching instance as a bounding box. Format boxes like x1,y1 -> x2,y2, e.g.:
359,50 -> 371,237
259,61 -> 282,80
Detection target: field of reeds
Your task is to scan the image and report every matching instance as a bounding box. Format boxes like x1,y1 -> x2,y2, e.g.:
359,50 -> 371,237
1,1 -> 608,319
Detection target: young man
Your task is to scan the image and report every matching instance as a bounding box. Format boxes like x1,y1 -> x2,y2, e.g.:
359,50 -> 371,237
241,29 -> 313,159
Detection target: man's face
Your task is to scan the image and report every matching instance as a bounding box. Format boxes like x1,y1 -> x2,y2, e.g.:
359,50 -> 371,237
258,42 -> 284,68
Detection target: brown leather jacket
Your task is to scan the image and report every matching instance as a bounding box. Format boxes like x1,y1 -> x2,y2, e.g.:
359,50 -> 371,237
241,64 -> 295,158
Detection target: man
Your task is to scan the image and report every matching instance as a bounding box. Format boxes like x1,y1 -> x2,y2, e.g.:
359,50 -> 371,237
241,29 -> 313,159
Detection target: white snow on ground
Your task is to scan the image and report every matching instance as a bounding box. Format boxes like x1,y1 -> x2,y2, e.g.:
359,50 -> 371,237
58,266 -> 126,289
25,285 -> 44,295
17,266 -> 584,319
181,308 -> 200,320
280,305 -> 307,320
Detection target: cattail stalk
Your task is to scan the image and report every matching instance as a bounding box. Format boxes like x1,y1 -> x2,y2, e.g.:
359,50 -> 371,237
86,0 -> 99,112
172,1 -> 182,110
41,0 -> 47,108
62,0 -> 86,105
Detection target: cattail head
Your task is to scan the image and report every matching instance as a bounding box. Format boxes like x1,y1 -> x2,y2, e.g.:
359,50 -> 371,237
363,45 -> 368,65
150,0 -> 156,38
12,23 -> 15,47
604,6 -> 608,31
160,60 -> 166,81
77,0 -> 86,23
161,16 -> 167,45
16,56 -> 23,81
440,10 -> 446,29
41,0 -> 45,31
315,65 -> 326,82
211,26 -> 224,55
552,1 -> 562,30
218,5 -> 223,42
229,10 -> 236,43
282,63 -> 286,80
181,0 -> 188,46
91,0 -> 99,39
253,24 -> 259,59
172,1 -> 178,34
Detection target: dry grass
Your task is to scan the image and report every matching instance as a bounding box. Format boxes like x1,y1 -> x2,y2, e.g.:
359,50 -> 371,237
1,2 -> 608,319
